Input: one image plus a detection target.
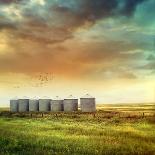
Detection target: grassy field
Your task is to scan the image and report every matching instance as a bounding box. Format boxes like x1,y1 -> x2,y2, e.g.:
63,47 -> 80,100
0,104 -> 155,155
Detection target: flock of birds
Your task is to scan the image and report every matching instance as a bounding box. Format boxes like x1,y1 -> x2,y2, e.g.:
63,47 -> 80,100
30,72 -> 54,87
13,72 -> 54,89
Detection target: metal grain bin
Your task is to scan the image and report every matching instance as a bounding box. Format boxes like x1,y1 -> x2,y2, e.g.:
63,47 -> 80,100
63,95 -> 78,112
29,99 -> 39,112
18,99 -> 29,112
10,99 -> 18,112
51,97 -> 63,112
39,99 -> 51,112
80,94 -> 96,112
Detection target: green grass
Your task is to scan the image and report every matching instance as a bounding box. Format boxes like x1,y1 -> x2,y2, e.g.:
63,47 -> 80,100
0,104 -> 155,155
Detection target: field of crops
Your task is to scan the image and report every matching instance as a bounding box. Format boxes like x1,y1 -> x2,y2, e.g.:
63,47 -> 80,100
0,104 -> 155,155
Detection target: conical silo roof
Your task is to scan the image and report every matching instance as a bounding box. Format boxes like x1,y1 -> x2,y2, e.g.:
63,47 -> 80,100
41,96 -> 51,99
81,94 -> 95,99
22,96 -> 29,99
65,95 -> 77,99
30,96 -> 39,100
53,96 -> 63,100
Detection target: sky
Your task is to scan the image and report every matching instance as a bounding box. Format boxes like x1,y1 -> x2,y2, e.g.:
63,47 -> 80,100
0,0 -> 155,106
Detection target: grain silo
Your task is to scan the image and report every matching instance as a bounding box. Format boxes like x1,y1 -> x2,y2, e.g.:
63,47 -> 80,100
39,98 -> 51,112
50,96 -> 63,112
10,99 -> 18,112
29,99 -> 39,112
63,95 -> 78,112
80,94 -> 96,112
18,99 -> 29,112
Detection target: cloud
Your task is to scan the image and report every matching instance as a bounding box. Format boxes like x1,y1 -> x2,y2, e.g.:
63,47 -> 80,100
147,54 -> 155,61
133,0 -> 155,27
0,0 -> 23,4
0,0 -> 147,45
0,38 -> 144,79
120,0 -> 145,16
49,0 -> 145,31
0,22 -> 16,30
0,0 -> 153,80
143,61 -> 155,70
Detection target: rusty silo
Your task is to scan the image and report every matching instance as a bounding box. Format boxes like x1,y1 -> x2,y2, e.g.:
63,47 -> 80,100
10,99 -> 18,112
18,99 -> 29,112
39,98 -> 51,112
29,98 -> 39,112
80,94 -> 96,112
63,95 -> 78,112
50,96 -> 63,112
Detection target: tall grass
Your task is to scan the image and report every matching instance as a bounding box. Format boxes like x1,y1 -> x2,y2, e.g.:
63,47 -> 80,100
0,104 -> 155,155
0,117 -> 155,154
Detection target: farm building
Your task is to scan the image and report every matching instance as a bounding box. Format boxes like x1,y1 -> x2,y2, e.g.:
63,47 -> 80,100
50,96 -> 63,112
10,99 -> 18,112
39,99 -> 51,112
63,95 -> 78,112
18,99 -> 29,112
9,95 -> 96,113
29,99 -> 39,112
80,94 -> 96,112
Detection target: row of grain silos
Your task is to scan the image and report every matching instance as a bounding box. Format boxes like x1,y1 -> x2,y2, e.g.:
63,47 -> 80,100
10,95 -> 96,113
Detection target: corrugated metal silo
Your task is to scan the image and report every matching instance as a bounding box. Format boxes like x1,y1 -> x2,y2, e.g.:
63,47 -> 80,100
10,99 -> 18,112
51,96 -> 63,112
18,99 -> 29,112
29,99 -> 39,112
80,94 -> 96,112
63,95 -> 78,112
39,99 -> 51,112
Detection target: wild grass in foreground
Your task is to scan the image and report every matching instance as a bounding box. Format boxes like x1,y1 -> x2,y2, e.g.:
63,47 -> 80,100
0,104 -> 155,155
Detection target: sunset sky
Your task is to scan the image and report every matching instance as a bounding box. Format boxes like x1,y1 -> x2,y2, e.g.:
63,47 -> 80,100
0,0 -> 155,106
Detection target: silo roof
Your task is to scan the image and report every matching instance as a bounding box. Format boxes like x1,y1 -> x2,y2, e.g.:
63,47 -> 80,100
30,96 -> 39,100
40,96 -> 51,99
81,94 -> 95,99
64,95 -> 78,99
20,96 -> 29,99
53,96 -> 63,100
